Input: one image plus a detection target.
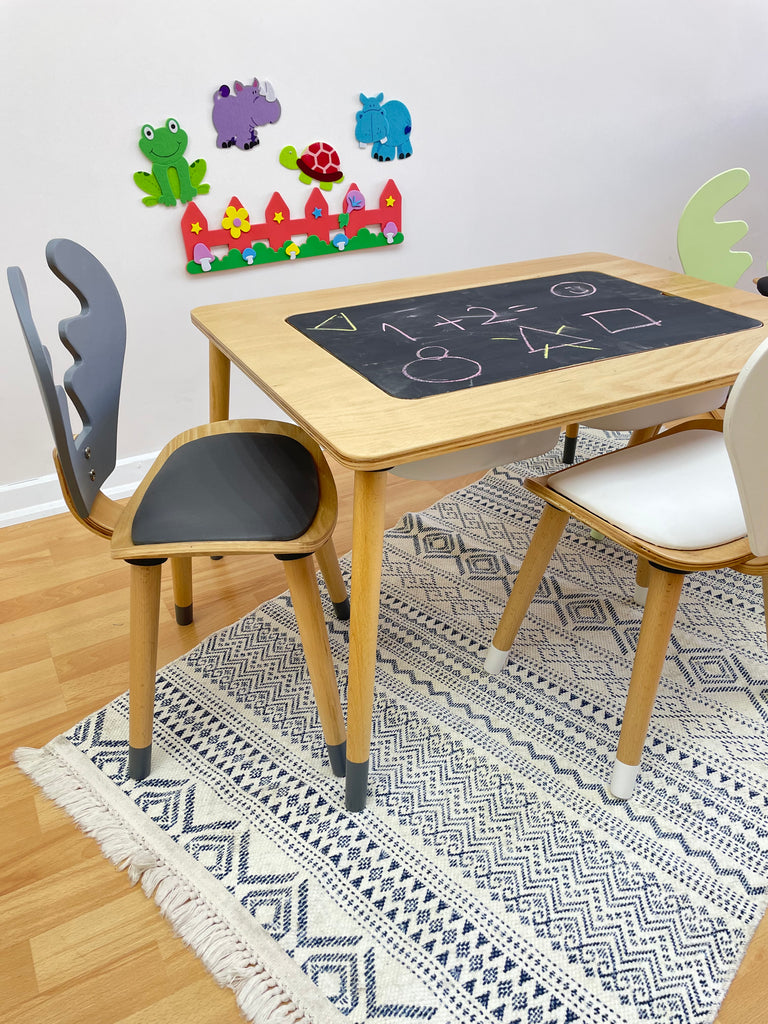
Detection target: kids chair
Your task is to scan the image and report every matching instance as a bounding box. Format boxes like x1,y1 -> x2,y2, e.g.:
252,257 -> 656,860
8,238 -> 348,781
484,336 -> 768,799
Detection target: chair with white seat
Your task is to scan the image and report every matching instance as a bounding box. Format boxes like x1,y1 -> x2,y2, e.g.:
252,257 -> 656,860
564,390 -> 731,606
9,238 -> 348,782
484,336 -> 768,799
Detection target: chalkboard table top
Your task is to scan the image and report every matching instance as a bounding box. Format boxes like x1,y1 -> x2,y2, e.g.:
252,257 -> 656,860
193,252 -> 768,472
286,270 -> 763,399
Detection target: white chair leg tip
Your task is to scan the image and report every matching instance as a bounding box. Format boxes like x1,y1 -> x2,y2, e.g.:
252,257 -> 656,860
484,644 -> 511,675
633,583 -> 648,607
610,758 -> 640,799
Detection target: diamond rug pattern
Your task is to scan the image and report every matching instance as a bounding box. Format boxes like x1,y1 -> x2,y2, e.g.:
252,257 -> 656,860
16,430 -> 768,1023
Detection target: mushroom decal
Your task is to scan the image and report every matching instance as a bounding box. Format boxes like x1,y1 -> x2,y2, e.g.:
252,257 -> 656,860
285,242 -> 301,260
193,242 -> 215,271
383,221 -> 398,244
242,247 -> 257,265
332,232 -> 349,251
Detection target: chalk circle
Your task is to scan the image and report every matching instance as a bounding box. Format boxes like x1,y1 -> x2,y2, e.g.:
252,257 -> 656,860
403,346 -> 482,383
550,281 -> 598,298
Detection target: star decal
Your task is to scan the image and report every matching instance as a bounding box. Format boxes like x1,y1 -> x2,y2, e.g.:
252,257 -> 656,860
274,211 -> 284,223
312,207 -> 323,219
190,222 -> 202,234
386,195 -> 396,207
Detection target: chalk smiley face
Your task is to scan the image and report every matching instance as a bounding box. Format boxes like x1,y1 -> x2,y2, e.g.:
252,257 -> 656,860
550,281 -> 598,298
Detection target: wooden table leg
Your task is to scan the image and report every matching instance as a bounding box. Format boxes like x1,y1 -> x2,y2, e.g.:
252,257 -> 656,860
209,342 -> 231,422
345,469 -> 388,811
562,423 -> 579,463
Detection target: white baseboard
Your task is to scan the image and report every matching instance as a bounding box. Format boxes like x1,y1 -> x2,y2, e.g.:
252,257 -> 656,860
0,452 -> 159,528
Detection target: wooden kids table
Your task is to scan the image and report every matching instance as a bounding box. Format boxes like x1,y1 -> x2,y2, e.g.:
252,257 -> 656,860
191,252 -> 766,810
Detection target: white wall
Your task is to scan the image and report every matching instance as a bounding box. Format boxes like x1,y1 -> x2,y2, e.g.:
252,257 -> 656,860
2,0 -> 768,521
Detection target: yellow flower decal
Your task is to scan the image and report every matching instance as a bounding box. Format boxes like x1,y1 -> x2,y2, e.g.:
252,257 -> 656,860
222,206 -> 250,239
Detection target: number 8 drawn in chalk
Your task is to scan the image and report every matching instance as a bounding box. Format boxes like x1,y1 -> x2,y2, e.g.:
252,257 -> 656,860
402,346 -> 482,383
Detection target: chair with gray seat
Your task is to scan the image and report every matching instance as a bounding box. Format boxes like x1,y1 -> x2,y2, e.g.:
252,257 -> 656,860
484,335 -> 768,799
9,238 -> 348,781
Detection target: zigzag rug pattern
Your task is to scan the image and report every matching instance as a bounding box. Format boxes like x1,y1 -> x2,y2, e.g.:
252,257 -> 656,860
17,430 -> 768,1023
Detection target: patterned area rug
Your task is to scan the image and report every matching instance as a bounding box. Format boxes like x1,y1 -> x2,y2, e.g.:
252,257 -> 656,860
16,430 -> 768,1024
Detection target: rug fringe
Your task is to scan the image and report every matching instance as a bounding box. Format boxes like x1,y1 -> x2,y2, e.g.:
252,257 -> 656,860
14,745 -> 313,1023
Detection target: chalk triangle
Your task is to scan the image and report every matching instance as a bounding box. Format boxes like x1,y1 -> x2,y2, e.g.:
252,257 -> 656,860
518,326 -> 593,351
310,311 -> 357,332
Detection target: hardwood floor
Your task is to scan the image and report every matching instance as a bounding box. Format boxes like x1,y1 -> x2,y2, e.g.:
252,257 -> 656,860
1,460 -> 765,1023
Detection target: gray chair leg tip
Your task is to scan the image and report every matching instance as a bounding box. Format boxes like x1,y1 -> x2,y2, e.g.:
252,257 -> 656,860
128,745 -> 152,780
326,740 -> 347,777
345,759 -> 369,812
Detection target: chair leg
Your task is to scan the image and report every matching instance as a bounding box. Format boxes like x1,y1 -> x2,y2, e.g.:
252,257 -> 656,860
127,561 -> 163,781
611,564 -> 685,799
485,504 -> 569,673
171,556 -> 193,625
634,557 -> 650,606
281,555 -> 347,778
627,425 -> 661,447
763,576 -> 768,649
314,537 -> 350,620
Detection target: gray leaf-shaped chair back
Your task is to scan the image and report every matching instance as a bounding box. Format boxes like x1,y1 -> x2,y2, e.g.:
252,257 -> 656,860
8,239 -> 126,519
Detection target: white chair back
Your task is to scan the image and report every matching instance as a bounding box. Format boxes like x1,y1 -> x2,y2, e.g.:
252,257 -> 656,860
724,336 -> 768,556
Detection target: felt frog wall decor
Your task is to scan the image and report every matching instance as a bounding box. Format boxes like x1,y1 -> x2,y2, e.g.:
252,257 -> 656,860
134,118 -> 210,207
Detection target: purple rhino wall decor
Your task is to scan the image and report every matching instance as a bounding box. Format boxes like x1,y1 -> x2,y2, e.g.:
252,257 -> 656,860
355,92 -> 413,161
212,78 -> 282,151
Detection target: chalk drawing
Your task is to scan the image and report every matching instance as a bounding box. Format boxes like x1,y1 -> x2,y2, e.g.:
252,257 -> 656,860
581,308 -> 662,333
311,311 -> 357,332
551,281 -> 598,298
518,326 -> 597,354
433,314 -> 468,331
465,305 -> 527,325
402,346 -> 482,383
383,322 -> 419,343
